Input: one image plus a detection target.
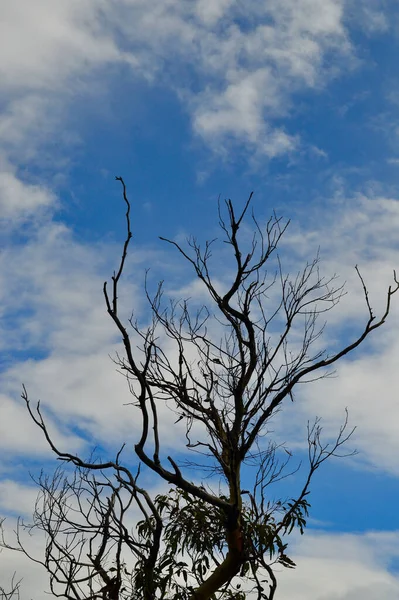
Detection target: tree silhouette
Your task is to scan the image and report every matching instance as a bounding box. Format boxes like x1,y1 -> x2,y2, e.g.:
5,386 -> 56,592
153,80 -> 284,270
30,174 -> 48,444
2,178 -> 398,599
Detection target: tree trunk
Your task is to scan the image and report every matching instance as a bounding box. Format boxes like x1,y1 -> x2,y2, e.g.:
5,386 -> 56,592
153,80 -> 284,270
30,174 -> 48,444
189,525 -> 244,600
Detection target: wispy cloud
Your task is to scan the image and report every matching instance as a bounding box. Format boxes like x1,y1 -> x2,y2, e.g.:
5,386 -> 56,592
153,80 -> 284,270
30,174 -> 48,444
0,0 -> 362,172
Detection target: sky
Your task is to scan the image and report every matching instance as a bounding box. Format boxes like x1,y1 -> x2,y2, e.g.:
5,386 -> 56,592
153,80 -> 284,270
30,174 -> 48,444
1,1 -> 399,598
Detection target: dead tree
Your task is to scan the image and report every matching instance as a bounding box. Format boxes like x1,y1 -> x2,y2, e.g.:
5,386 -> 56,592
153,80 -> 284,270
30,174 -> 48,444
1,178 -> 398,600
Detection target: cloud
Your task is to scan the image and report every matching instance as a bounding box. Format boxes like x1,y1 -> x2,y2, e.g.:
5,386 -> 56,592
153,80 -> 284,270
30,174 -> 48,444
176,0 -> 353,156
0,1 -> 126,225
0,480 -> 41,517
191,68 -> 299,158
347,0 -> 390,35
0,392 -> 84,460
0,0 -> 123,92
194,0 -> 235,26
0,220 -> 110,354
0,0 -> 367,170
0,163 -> 55,221
1,0 -> 395,189
278,530 -> 399,600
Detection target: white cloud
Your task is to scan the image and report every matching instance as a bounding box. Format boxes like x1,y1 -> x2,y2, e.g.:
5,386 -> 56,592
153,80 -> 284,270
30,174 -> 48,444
191,68 -> 299,157
278,530 -> 399,600
0,221 -> 109,353
0,0 -> 364,170
291,340 -> 399,475
0,392 -> 84,459
0,2 -> 125,225
0,164 -> 55,221
195,0 -> 235,26
0,0 -> 395,187
0,0 -> 123,92
0,480 -> 40,517
184,0 -> 352,156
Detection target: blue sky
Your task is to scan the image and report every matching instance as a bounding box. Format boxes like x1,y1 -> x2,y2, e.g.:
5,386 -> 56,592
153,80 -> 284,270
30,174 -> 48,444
1,1 -> 399,599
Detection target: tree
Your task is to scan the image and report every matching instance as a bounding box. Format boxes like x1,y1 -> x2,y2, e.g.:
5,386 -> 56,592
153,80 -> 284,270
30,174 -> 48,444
2,178 -> 398,600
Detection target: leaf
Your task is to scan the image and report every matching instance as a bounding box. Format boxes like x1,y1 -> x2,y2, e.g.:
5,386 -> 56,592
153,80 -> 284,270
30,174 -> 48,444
278,554 -> 297,569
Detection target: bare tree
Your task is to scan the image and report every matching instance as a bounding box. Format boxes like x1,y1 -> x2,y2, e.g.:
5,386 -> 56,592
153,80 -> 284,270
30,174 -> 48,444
2,178 -> 398,600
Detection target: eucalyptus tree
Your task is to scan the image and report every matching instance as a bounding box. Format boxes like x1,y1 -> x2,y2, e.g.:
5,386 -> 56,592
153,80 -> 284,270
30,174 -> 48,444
2,178 -> 397,600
